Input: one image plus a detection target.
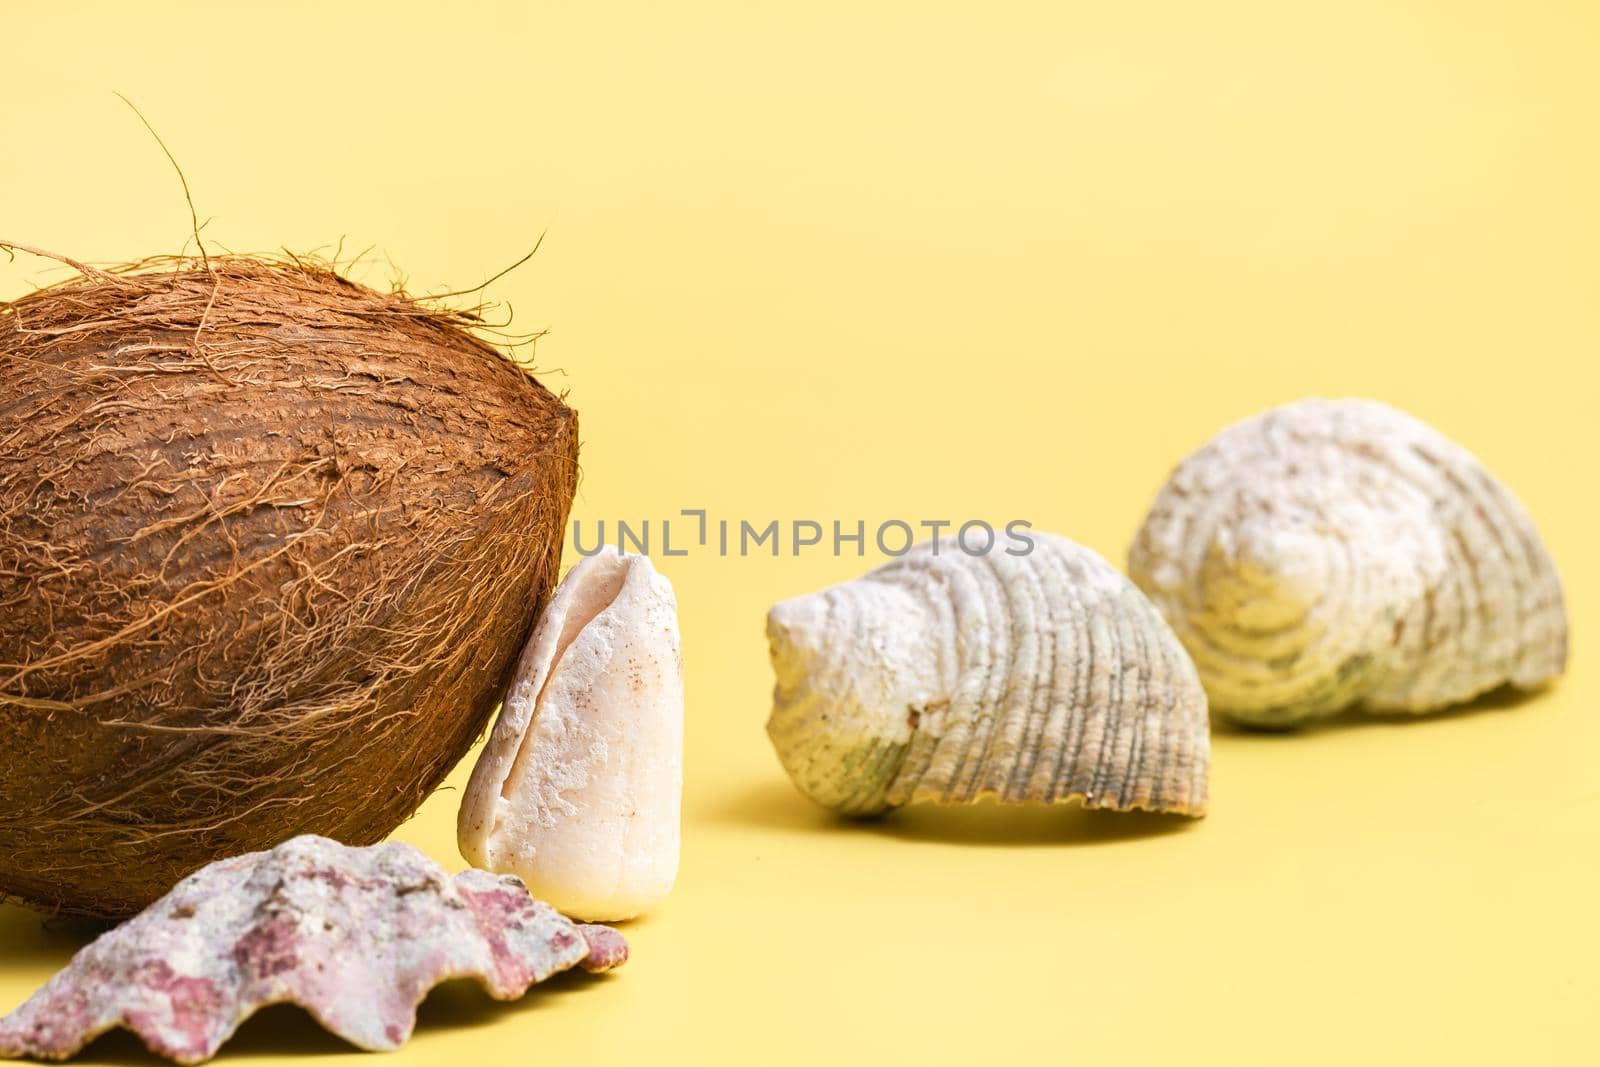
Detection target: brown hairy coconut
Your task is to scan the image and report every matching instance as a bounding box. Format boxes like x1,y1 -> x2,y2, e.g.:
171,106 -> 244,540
0,249 -> 578,917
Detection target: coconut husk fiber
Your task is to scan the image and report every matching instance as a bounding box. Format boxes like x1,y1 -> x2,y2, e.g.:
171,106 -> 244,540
0,249 -> 578,917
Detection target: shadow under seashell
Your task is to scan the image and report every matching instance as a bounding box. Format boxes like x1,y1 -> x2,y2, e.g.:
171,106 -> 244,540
712,780 -> 1199,848
69,1004 -> 356,1065
1211,681 -> 1553,738
862,800 -> 1200,848
63,974 -> 612,1066
0,903 -> 108,972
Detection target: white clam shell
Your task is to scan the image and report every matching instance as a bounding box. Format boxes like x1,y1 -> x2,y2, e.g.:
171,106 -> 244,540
1128,398 -> 1568,727
766,533 -> 1210,817
458,547 -> 683,921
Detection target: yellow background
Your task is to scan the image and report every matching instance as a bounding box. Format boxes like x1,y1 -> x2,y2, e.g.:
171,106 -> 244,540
3,2 -> 1596,1063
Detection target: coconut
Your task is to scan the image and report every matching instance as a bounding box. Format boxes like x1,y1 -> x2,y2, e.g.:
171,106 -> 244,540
0,251 -> 578,918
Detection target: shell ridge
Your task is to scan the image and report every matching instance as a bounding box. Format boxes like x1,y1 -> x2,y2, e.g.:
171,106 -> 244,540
1145,612 -> 1181,810
928,554 -> 995,804
1088,564 -> 1133,807
966,549 -> 1015,803
830,586 -> 905,814
881,567 -> 956,809
985,550 -> 1031,802
961,546 -> 1024,804
1118,585 -> 1155,809
1012,545 -> 1057,802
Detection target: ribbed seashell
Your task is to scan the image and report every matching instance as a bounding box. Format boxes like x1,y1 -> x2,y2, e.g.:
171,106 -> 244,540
765,534 -> 1210,817
1128,398 -> 1567,727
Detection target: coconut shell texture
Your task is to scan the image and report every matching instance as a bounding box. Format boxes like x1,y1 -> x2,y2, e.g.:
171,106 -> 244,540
0,256 -> 578,917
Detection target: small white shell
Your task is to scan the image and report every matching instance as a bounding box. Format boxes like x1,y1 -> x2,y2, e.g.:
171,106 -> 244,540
766,534 -> 1210,817
1129,398 -> 1567,727
459,548 -> 683,921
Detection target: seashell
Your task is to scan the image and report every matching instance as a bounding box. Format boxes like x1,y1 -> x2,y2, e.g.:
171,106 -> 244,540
765,534 -> 1210,818
1128,398 -> 1568,727
0,834 -> 625,1065
459,547 -> 683,922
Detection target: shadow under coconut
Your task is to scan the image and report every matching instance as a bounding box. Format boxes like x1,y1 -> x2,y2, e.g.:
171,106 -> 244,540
1212,682 -> 1554,740
66,970 -> 612,1065
712,779 -> 1199,848
0,902 -> 108,973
